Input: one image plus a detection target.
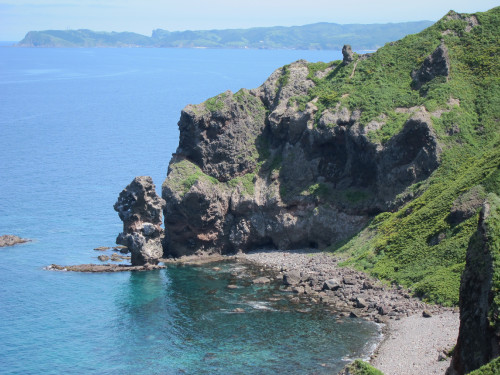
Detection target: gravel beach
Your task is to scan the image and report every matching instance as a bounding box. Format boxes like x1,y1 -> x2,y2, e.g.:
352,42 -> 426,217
238,249 -> 459,375
371,311 -> 459,375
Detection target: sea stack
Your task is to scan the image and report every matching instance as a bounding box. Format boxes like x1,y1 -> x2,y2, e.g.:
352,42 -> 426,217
114,176 -> 166,265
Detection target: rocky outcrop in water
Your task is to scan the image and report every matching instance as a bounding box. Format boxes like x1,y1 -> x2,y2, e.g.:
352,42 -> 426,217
0,235 -> 30,247
447,201 -> 500,374
114,176 -> 166,265
162,60 -> 441,257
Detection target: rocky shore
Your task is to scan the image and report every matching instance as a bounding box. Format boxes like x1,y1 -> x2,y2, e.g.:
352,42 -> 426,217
236,249 -> 459,375
239,249 -> 451,321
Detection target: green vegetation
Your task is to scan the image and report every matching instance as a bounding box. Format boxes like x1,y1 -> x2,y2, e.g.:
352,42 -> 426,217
205,92 -> 228,112
468,356 -> 500,375
17,29 -> 153,47
342,360 -> 385,375
303,7 -> 500,306
277,65 -> 291,89
19,21 -> 434,49
228,173 -> 256,195
163,159 -> 218,197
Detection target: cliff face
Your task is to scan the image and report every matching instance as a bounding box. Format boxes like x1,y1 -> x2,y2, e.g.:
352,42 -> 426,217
162,58 -> 441,257
448,198 -> 500,374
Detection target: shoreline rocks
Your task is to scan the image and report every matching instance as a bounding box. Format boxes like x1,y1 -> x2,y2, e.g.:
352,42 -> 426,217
0,235 -> 31,247
46,263 -> 166,272
238,249 -> 452,321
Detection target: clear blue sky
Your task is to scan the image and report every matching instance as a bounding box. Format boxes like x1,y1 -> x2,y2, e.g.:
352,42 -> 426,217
0,0 -> 498,41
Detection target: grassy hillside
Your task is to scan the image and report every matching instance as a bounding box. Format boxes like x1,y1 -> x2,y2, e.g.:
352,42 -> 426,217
294,7 -> 500,306
17,29 -> 154,47
17,21 -> 433,50
151,21 -> 433,50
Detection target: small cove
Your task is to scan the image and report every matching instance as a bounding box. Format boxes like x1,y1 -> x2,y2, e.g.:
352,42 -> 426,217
0,47 -> 380,374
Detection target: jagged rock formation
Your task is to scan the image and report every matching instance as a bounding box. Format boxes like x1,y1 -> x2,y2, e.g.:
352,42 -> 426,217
114,176 -> 165,265
162,59 -> 441,257
341,44 -> 354,65
411,41 -> 450,90
448,200 -> 500,374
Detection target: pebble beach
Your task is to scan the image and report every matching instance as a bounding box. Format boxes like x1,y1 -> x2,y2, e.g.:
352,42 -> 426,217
238,249 -> 459,375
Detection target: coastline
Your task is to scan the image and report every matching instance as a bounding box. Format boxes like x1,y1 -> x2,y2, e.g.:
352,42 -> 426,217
236,249 -> 459,375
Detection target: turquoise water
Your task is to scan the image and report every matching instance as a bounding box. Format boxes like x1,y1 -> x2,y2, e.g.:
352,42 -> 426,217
0,47 -> 380,374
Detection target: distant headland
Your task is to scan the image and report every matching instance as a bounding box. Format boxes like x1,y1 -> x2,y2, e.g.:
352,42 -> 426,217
15,21 -> 433,50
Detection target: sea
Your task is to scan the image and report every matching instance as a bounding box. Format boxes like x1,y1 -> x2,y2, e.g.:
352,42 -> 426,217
0,47 -> 381,374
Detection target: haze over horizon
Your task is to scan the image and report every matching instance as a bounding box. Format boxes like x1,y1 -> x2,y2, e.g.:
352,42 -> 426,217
0,0 -> 498,41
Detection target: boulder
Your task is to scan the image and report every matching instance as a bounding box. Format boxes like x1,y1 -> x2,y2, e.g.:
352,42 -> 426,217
323,278 -> 341,291
114,176 -> 166,266
97,255 -> 109,262
283,271 -> 302,286
252,277 -> 271,284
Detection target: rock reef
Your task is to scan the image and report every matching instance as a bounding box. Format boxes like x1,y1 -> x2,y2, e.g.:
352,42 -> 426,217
0,235 -> 30,247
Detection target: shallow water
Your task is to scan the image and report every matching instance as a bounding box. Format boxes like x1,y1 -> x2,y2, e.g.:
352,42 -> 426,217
0,47 -> 380,374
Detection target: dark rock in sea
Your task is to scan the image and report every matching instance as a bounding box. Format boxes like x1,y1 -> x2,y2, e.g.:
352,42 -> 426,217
94,246 -> 110,251
97,255 -> 110,262
447,202 -> 500,374
113,245 -> 130,253
114,176 -> 166,266
341,44 -> 354,65
0,235 -> 30,247
411,41 -> 450,90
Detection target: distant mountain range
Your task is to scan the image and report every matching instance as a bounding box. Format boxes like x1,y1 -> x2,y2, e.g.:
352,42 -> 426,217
16,21 -> 434,50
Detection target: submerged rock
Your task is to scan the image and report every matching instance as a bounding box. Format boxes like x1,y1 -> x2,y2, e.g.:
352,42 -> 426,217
114,176 -> 166,265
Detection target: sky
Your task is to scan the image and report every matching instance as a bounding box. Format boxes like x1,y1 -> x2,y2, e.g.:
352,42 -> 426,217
0,0 -> 498,41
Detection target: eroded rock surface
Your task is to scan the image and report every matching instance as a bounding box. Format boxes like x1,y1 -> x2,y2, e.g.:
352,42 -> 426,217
162,61 -> 442,258
114,176 -> 165,265
412,41 -> 450,90
447,202 -> 500,374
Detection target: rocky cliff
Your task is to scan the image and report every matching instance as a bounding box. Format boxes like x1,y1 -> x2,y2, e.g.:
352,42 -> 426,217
448,198 -> 500,374
162,52 -> 441,257
116,6 -> 500,372
114,176 -> 165,265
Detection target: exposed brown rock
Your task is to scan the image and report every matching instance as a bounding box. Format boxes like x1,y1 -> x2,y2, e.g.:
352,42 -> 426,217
0,235 -> 30,247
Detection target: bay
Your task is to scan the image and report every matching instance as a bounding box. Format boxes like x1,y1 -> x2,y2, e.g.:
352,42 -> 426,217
0,47 -> 379,374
